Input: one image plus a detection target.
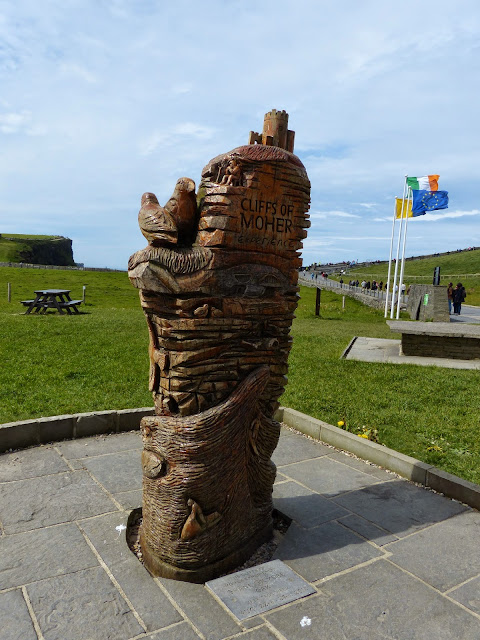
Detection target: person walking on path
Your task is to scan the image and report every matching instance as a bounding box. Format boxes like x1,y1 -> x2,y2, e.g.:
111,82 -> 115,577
453,282 -> 466,315
447,282 -> 454,315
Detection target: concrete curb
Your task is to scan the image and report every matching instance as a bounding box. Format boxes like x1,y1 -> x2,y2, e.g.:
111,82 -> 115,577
1,405 -> 479,511
341,336 -> 358,359
0,407 -> 154,453
280,406 -> 480,511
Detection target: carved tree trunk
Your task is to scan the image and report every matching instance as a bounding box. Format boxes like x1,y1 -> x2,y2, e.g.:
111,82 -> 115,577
128,110 -> 310,582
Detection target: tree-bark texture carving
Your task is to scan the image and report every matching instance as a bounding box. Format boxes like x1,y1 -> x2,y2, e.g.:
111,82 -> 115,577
128,110 -> 310,582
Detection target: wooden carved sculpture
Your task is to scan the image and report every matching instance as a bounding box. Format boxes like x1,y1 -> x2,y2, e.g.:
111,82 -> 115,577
128,109 -> 310,583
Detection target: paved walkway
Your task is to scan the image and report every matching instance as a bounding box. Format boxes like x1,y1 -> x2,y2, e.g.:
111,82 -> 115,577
1,429 -> 480,639
450,304 -> 480,324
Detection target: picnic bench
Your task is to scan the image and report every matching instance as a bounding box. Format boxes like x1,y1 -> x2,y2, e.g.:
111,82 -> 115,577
21,289 -> 83,315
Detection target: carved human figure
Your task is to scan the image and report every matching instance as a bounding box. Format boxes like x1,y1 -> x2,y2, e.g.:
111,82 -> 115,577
220,158 -> 242,186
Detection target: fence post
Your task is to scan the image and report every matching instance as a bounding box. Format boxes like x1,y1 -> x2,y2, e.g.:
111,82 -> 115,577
83,285 -> 86,304
342,296 -> 345,310
315,287 -> 321,316
7,282 -> 11,302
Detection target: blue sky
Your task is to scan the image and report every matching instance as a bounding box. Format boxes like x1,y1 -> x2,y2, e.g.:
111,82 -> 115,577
1,0 -> 479,269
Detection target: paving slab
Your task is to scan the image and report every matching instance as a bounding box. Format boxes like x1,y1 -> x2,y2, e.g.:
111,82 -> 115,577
449,575 -> 480,616
272,434 -> 330,466
80,449 -> 143,493
0,446 -> 70,482
386,509 -> 480,591
280,456 -> 381,498
1,425 -> 480,639
113,488 -> 143,509
158,576 -> 242,640
273,521 -> 383,582
265,559 -> 480,639
80,512 -> 182,632
26,565 -> 144,640
326,450 -> 394,480
273,480 -> 349,528
0,589 -> 37,640
234,628 -> 280,640
147,622 -> 201,639
337,513 -> 399,546
0,523 -> 98,589
333,480 -> 467,538
55,431 -> 142,459
0,470 -> 118,534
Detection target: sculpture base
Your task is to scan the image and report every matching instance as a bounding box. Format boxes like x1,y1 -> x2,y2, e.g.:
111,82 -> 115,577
140,521 -> 273,584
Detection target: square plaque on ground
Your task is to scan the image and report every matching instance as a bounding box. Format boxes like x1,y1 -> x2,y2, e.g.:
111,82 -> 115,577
205,559 -> 315,620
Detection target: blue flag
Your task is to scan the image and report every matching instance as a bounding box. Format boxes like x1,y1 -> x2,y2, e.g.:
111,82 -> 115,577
411,190 -> 449,216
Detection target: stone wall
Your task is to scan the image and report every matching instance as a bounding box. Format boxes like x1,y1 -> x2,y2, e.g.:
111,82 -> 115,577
0,407 -> 153,453
299,275 -> 389,310
406,284 -> 449,321
401,334 -> 480,360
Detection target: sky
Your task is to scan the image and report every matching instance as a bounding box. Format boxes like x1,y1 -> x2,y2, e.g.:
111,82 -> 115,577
1,0 -> 480,269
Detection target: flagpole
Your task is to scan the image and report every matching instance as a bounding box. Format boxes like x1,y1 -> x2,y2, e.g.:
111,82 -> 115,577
384,199 -> 397,317
390,176 -> 408,319
396,186 -> 411,318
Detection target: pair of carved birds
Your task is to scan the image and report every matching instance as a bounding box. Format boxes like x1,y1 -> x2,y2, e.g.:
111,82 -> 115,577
138,177 -> 197,247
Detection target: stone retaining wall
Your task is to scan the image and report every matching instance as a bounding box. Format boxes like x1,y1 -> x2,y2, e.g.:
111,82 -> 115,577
0,407 -> 153,453
279,407 -> 480,511
406,284 -> 449,321
299,275 -> 390,310
402,334 -> 480,360
2,405 -> 480,511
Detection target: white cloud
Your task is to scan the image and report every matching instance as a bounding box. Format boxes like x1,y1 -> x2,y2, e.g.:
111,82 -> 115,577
171,83 -> 193,95
141,122 -> 216,156
0,110 -> 46,136
0,111 -> 30,134
0,0 -> 479,268
59,63 -> 97,84
310,210 -> 361,219
422,209 -> 480,221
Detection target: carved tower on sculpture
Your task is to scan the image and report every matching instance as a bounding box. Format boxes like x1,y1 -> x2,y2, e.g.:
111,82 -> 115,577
128,110 -> 310,582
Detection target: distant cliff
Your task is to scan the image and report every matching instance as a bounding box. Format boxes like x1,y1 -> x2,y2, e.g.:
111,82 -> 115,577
0,235 -> 76,266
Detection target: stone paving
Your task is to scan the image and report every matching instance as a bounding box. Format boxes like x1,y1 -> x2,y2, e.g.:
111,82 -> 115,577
1,428 -> 480,639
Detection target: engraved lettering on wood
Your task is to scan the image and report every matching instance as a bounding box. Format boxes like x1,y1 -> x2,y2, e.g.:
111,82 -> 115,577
128,110 -> 310,583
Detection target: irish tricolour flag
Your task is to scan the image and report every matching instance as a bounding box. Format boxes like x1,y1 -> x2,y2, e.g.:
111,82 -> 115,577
406,175 -> 439,191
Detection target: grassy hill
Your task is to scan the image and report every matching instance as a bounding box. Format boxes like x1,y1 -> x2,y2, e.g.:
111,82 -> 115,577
337,248 -> 480,305
0,234 -> 75,266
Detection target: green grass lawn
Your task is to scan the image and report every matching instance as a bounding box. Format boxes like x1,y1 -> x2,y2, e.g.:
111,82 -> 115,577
0,267 -> 152,420
1,266 -> 479,484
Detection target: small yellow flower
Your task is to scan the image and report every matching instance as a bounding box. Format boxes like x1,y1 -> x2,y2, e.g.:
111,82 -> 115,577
358,433 -> 369,439
337,421 -> 345,427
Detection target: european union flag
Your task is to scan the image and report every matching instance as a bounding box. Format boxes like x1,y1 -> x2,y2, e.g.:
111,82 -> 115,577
411,190 -> 449,216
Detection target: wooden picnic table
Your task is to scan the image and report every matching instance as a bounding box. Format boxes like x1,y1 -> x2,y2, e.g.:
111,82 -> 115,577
21,289 -> 83,315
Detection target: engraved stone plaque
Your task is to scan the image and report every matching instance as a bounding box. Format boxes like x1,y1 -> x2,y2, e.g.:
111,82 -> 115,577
205,559 -> 315,620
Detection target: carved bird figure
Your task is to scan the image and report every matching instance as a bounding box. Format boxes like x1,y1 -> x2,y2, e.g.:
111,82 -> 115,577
164,177 -> 197,245
138,192 -> 177,247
